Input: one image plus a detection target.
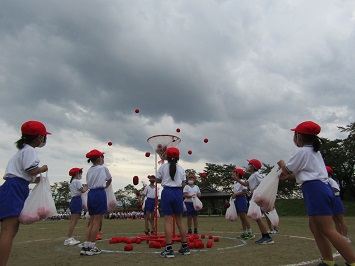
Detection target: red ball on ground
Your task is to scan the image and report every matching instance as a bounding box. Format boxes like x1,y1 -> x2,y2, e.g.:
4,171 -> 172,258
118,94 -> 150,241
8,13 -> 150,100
201,234 -> 205,239
188,242 -> 194,249
135,109 -> 140,113
108,141 -> 112,146
188,150 -> 192,155
145,152 -> 150,157
204,138 -> 208,143
207,241 -> 213,248
214,237 -> 220,242
124,244 -> 134,251
136,238 -> 142,244
109,238 -> 116,244
133,176 -> 139,185
208,234 -> 213,239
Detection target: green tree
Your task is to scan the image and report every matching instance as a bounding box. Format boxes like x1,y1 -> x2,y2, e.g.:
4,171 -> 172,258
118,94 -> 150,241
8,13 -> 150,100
115,184 -> 141,211
51,181 -> 70,212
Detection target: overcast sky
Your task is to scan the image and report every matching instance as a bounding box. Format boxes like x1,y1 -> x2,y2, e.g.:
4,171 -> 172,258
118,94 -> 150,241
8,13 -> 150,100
1,0 -> 354,191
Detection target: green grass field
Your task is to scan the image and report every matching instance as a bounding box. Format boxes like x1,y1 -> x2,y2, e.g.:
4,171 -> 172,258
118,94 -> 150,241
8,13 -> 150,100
8,215 -> 355,266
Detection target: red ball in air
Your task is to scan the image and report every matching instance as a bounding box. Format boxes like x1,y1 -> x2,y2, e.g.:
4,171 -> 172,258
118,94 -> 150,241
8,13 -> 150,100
224,202 -> 230,208
201,172 -> 207,178
207,241 -> 213,248
133,176 -> 139,185
135,109 -> 140,113
204,138 -> 208,143
108,141 -> 112,146
176,128 -> 180,133
135,190 -> 140,196
145,152 -> 150,157
188,150 -> 192,155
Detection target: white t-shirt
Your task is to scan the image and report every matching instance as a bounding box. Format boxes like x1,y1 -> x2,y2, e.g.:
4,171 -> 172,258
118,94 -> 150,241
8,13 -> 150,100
86,164 -> 112,189
70,179 -> 84,197
234,180 -> 247,193
156,162 -> 186,187
4,144 -> 40,182
248,172 -> 263,191
183,184 -> 201,202
142,184 -> 156,199
328,177 -> 340,196
285,145 -> 328,184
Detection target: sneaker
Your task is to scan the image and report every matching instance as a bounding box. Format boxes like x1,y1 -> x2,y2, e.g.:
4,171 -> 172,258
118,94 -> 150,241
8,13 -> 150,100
187,229 -> 192,234
144,229 -> 150,235
64,238 -> 80,246
80,247 -> 90,255
96,234 -> 102,240
244,233 -> 255,240
160,249 -> 174,258
178,246 -> 191,255
87,246 -> 101,256
238,233 -> 248,239
255,236 -> 274,244
317,259 -> 338,266
268,229 -> 279,234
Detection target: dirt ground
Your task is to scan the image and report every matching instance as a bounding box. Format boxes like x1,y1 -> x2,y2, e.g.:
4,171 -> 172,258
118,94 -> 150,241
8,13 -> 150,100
8,216 -> 355,266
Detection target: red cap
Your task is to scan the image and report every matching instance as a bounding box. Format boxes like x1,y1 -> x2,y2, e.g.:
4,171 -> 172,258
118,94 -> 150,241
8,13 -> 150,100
147,175 -> 156,179
69,168 -> 83,176
247,159 -> 262,170
166,147 -> 180,158
21,121 -> 51,135
325,166 -> 333,173
86,149 -> 105,159
232,168 -> 245,176
187,173 -> 196,179
291,121 -> 321,135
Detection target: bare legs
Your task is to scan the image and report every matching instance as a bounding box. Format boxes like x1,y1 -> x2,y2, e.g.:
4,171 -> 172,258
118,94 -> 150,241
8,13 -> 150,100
67,213 -> 80,238
0,217 -> 20,266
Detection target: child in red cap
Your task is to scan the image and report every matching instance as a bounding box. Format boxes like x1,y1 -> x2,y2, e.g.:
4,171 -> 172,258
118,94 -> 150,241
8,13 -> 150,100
80,149 -> 112,256
278,121 -> 355,266
235,159 -> 274,244
0,121 -> 50,266
326,166 -> 350,243
183,173 -> 201,235
231,168 -> 254,239
156,147 -> 190,258
64,168 -> 88,246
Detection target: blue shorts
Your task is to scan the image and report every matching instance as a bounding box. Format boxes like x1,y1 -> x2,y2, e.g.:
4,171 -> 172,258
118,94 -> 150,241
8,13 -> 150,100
161,187 -> 184,216
88,188 -> 107,215
234,196 -> 248,213
70,196 -> 82,214
144,198 -> 155,214
0,177 -> 30,221
302,180 -> 335,216
185,201 -> 199,216
333,195 -> 344,215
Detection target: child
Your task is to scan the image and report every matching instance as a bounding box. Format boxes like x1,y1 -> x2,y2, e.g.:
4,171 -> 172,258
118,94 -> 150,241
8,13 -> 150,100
231,168 -> 255,239
80,149 -> 112,256
234,159 -> 274,244
183,173 -> 201,235
0,121 -> 50,266
278,121 -> 355,266
156,147 -> 190,258
64,167 -> 88,246
141,175 -> 157,235
326,166 -> 350,243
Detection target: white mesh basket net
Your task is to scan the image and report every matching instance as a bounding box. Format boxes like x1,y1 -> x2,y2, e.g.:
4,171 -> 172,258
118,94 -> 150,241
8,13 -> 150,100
147,134 -> 181,160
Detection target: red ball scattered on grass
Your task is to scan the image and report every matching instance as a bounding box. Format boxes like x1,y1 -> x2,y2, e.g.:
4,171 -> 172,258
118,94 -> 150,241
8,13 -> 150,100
201,234 -> 205,239
108,141 -> 112,146
208,234 -> 213,239
207,241 -> 213,248
188,150 -> 192,155
145,152 -> 150,157
124,244 -> 134,251
176,128 -> 180,133
214,237 -> 220,242
136,239 -> 142,244
135,109 -> 140,113
188,242 -> 194,249
204,138 -> 208,143
133,176 -> 139,185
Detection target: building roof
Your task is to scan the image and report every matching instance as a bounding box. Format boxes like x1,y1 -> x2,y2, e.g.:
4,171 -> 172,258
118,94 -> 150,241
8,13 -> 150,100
200,187 -> 230,198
